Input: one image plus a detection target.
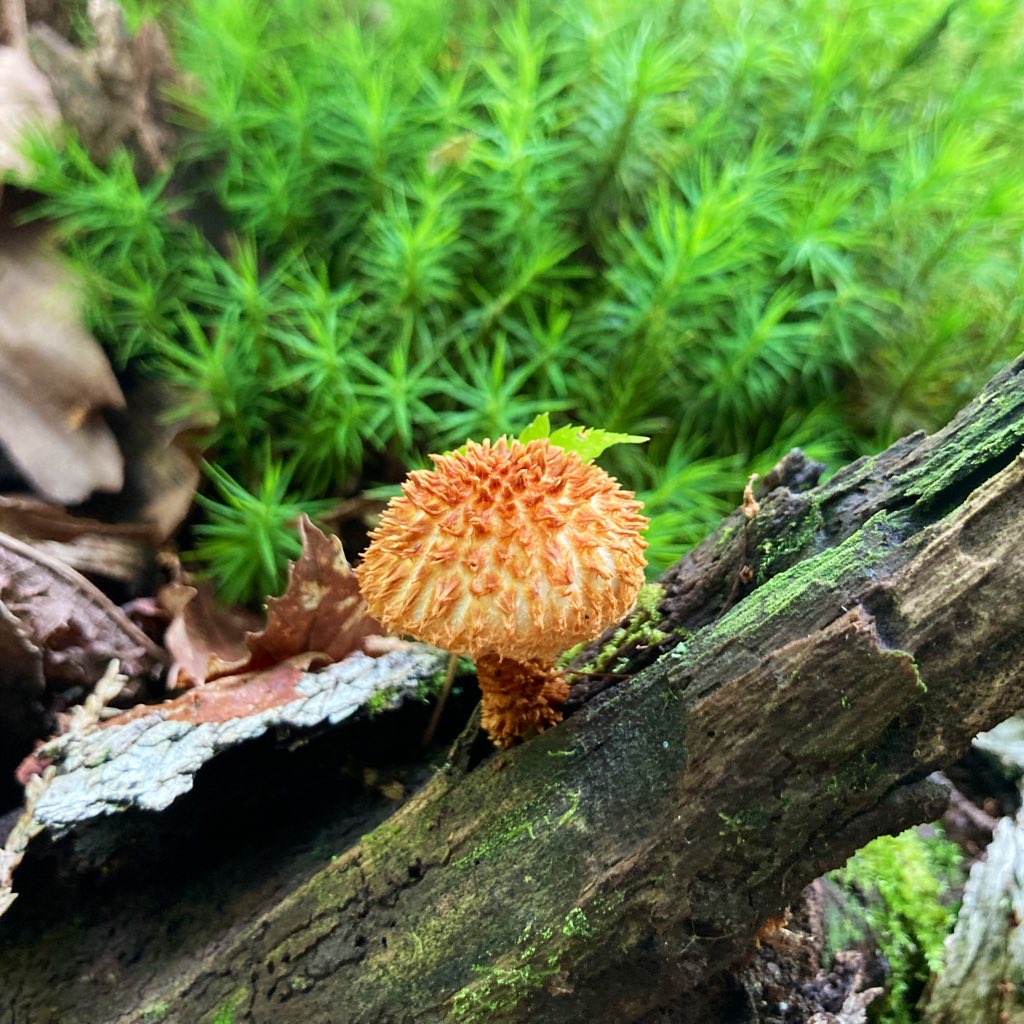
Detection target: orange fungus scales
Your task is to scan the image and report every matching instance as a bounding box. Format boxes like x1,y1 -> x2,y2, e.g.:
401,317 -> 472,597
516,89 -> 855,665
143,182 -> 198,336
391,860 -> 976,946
355,437 -> 648,747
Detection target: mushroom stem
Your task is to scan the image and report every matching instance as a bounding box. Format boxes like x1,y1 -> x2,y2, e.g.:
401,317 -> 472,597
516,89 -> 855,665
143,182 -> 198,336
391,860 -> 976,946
475,653 -> 570,749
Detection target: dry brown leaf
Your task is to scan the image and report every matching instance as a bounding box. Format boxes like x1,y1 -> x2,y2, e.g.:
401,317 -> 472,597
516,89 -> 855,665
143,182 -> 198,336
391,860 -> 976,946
0,494 -> 150,583
159,581 -> 258,691
109,382 -> 201,543
0,599 -> 47,803
0,382 -> 201,583
0,45 -> 59,184
0,530 -> 162,687
112,657 -> 316,727
0,222 -> 125,504
37,519 -> 391,770
209,516 -> 388,679
26,1 -> 176,169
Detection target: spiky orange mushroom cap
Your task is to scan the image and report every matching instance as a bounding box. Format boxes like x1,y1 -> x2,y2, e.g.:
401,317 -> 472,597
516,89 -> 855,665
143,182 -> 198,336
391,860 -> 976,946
355,437 -> 648,662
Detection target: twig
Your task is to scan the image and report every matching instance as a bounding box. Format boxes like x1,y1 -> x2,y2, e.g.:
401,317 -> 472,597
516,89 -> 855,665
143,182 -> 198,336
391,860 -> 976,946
67,658 -> 128,735
719,473 -> 760,617
422,653 -> 458,747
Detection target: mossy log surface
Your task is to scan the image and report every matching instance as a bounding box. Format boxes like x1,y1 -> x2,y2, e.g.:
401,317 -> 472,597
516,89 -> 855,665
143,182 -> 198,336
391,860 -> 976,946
2,356 -> 1024,1023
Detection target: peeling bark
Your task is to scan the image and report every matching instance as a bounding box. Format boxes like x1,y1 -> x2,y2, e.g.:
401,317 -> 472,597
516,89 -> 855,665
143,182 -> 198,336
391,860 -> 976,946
32,647 -> 442,836
1,357 -> 1023,1024
921,717 -> 1024,1024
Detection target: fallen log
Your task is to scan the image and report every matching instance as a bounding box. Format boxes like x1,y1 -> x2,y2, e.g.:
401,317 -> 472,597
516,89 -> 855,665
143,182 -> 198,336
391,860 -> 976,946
1,355 -> 1023,1023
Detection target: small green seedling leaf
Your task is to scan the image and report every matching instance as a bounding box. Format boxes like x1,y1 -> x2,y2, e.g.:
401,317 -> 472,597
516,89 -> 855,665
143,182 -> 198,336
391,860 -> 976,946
517,412 -> 552,443
546,424 -> 648,462
445,414 -> 647,462
517,415 -> 648,462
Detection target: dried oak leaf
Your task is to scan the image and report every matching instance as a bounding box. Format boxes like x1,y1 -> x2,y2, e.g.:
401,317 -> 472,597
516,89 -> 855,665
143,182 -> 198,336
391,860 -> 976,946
208,515 -> 389,680
0,222 -> 125,504
159,581 -> 257,691
0,530 -> 163,688
107,513 -> 398,724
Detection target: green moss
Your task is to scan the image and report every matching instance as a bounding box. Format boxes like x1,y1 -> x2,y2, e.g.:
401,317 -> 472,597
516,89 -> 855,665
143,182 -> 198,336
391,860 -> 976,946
453,815 -> 536,870
717,807 -> 773,849
699,513 -> 898,647
452,788 -> 581,870
209,986 -> 250,1024
450,960 -> 561,1024
139,1003 -> 171,1023
448,905 -> 599,1023
561,907 -> 591,938
907,415 -> 1024,511
361,652 -> 461,718
826,753 -> 886,800
416,656 -> 475,701
365,686 -> 404,717
448,890 -> 636,1021
557,641 -> 587,666
360,819 -> 403,865
827,828 -> 963,1024
588,583 -> 668,672
310,856 -> 361,908
556,790 -> 581,827
756,494 -> 825,583
364,657 -> 469,716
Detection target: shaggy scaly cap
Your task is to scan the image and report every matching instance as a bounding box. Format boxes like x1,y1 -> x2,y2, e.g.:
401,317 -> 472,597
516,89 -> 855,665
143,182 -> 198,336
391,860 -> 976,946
355,437 -> 648,662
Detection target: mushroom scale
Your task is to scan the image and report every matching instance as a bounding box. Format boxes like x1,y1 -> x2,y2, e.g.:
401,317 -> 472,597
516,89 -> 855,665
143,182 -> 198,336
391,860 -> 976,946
355,437 -> 648,746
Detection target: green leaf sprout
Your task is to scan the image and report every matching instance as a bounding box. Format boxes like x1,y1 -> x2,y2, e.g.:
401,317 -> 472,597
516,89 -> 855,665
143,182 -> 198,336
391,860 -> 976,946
517,413 -> 648,463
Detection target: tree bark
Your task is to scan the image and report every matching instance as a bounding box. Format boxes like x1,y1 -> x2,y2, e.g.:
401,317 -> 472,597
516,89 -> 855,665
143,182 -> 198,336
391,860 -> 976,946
2,355 -> 1024,1024
921,718 -> 1024,1024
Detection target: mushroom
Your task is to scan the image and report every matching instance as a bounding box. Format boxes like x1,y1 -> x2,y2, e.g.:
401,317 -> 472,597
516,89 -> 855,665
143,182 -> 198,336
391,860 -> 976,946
355,436 -> 648,747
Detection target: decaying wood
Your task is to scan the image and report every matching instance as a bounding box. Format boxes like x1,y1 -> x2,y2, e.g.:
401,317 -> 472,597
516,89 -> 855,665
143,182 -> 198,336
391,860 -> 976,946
921,808 -> 1024,1024
920,716 -> 1024,1024
1,356 -> 1023,1023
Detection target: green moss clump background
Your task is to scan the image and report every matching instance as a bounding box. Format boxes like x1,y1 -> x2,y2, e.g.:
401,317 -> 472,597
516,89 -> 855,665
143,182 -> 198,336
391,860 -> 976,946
828,828 -> 964,1024
20,0 -> 1024,603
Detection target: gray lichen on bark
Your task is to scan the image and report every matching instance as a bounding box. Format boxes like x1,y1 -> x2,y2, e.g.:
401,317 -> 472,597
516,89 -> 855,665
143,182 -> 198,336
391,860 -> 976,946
34,646 -> 444,833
